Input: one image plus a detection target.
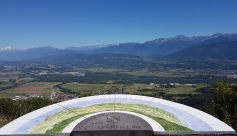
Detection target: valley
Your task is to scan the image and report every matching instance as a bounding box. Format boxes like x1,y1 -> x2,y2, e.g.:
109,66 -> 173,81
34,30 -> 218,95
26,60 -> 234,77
1,33 -> 237,131
0,34 -> 237,130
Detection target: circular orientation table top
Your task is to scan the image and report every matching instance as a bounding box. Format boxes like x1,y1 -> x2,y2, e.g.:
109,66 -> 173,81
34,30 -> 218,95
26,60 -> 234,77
0,94 -> 235,135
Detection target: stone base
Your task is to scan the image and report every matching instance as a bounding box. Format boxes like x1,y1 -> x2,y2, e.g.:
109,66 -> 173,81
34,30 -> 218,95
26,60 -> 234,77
71,130 -> 153,136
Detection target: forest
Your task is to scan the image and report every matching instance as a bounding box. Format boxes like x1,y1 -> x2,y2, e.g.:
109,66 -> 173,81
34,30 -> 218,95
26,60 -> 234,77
0,98 -> 56,128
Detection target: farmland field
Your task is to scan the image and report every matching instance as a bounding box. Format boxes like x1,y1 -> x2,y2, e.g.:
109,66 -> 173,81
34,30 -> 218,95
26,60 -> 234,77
86,68 -> 125,72
72,68 -> 125,73
62,83 -> 158,94
124,83 -> 211,95
13,82 -> 62,94
19,77 -> 34,82
167,83 -> 211,94
61,82 -> 211,96
0,76 -> 18,82
122,69 -> 199,77
0,83 -> 15,88
61,83 -> 124,93
0,82 -> 62,98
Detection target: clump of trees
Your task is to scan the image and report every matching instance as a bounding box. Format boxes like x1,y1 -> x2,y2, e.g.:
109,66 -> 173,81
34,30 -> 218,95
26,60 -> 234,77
78,93 -> 93,98
213,80 -> 237,131
0,98 -> 56,128
177,87 -> 213,109
0,83 -> 21,92
53,84 -> 75,94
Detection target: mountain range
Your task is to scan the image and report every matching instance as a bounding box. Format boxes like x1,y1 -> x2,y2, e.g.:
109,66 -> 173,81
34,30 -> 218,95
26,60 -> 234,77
91,33 -> 237,56
0,33 -> 237,61
163,41 -> 237,60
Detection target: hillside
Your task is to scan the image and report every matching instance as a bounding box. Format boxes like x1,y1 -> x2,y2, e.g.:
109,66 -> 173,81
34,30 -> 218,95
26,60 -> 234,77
163,41 -> 237,60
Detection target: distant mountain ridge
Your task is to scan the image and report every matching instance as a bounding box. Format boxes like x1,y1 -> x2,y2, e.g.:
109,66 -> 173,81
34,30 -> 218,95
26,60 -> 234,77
64,43 -> 121,52
0,46 -> 60,60
0,33 -> 237,60
147,33 -> 223,44
162,41 -> 237,60
147,34 -> 237,60
91,33 -> 237,56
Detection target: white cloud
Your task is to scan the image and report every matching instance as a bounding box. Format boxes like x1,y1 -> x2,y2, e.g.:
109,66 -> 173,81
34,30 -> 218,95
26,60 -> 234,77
0,47 -> 12,50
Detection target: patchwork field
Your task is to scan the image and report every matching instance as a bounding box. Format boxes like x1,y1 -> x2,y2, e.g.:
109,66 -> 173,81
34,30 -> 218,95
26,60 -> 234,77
86,68 -> 125,73
0,80 -> 211,98
72,68 -> 125,73
0,76 -> 18,82
30,103 -> 193,134
13,82 -> 61,94
125,83 -> 211,95
0,83 -> 15,88
167,83 -> 211,94
122,69 -> 199,77
61,83 -> 124,93
0,82 -> 62,98
19,78 -> 35,82
61,82 -> 210,96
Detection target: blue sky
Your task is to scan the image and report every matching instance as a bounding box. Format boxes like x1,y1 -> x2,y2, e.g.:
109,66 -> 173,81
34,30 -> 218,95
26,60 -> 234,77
0,0 -> 237,49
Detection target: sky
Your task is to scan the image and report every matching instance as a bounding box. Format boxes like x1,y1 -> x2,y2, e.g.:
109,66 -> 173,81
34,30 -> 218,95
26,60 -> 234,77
0,0 -> 237,49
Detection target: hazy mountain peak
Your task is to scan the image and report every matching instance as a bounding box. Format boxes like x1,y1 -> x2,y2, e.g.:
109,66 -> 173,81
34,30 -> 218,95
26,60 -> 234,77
27,46 -> 59,51
173,34 -> 190,41
175,34 -> 186,38
0,47 -> 12,50
36,46 -> 54,49
64,43 -> 121,51
149,34 -> 191,44
148,33 -> 237,44
212,33 -> 223,37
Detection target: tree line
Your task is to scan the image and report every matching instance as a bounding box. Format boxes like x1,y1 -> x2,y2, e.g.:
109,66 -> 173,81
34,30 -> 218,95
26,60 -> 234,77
0,83 -> 21,92
0,98 -> 56,128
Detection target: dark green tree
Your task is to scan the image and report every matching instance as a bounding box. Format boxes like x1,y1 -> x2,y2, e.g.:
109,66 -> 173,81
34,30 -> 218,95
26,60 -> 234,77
213,80 -> 237,130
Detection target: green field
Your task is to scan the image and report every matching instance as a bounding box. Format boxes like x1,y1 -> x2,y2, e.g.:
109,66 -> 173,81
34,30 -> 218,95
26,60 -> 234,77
0,71 -> 21,82
38,87 -> 60,92
30,103 -> 193,134
0,82 -> 62,98
62,83 -> 157,94
72,67 -> 125,73
123,83 -> 211,95
0,76 -> 18,82
121,69 -> 199,77
19,77 -> 34,82
0,83 -> 15,88
0,81 -> 211,98
61,82 -> 211,96
61,83 -> 124,93
167,83 -> 211,94
0,90 -> 22,98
